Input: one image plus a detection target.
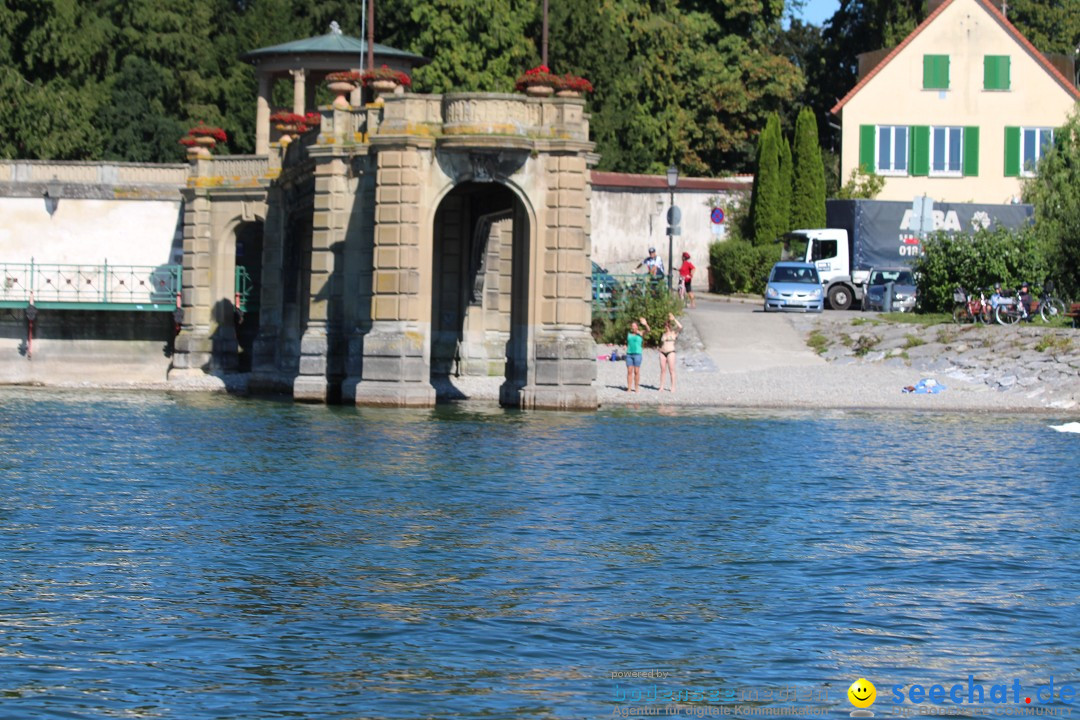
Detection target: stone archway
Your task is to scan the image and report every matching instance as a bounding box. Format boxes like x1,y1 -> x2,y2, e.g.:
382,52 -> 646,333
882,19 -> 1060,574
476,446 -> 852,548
430,182 -> 531,403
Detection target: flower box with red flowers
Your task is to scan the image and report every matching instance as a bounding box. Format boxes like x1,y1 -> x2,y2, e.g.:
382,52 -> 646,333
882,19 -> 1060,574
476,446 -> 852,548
186,124 -> 228,143
558,74 -> 593,93
325,70 -> 362,84
360,65 -> 412,87
515,65 -> 559,91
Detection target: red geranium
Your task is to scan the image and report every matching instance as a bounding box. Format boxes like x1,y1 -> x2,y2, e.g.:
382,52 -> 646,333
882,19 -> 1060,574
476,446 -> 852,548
559,74 -> 593,93
361,65 -> 412,87
326,70 -> 362,84
187,123 -> 227,143
303,112 -> 321,127
515,64 -> 559,91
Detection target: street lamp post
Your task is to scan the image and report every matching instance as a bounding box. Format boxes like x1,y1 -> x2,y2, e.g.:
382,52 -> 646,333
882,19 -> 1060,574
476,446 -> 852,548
666,164 -> 679,290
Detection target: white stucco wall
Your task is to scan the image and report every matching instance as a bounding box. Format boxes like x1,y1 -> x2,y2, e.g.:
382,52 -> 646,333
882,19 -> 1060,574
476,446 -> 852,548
838,0 -> 1079,204
590,187 -> 744,274
0,198 -> 183,267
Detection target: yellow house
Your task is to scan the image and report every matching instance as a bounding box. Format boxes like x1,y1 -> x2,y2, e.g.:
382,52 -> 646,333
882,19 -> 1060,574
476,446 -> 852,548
831,0 -> 1080,204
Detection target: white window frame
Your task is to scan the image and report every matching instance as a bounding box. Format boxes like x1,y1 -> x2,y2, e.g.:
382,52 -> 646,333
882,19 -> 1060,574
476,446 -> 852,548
876,125 -> 909,176
1020,127 -> 1054,177
930,126 -> 963,177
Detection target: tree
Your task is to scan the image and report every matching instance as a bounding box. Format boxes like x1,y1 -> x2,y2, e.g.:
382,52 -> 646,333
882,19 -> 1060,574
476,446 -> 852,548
1024,105 -> 1080,298
778,133 -> 793,233
751,113 -> 784,246
791,107 -> 826,228
101,57 -> 186,163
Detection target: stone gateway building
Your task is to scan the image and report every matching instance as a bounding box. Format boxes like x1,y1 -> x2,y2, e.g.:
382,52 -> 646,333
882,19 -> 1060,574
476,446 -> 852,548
173,88 -> 599,410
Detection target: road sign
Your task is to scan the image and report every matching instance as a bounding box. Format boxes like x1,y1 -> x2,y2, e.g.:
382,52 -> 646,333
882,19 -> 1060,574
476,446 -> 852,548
711,207 -> 725,224
667,206 -> 682,226
666,226 -> 682,236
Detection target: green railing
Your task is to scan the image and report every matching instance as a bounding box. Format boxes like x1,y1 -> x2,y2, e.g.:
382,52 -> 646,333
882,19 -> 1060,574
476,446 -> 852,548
0,261 -> 181,311
234,265 -> 256,314
592,272 -> 673,315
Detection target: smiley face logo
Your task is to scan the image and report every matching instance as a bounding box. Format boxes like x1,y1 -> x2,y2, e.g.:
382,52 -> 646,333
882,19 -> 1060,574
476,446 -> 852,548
848,678 -> 877,709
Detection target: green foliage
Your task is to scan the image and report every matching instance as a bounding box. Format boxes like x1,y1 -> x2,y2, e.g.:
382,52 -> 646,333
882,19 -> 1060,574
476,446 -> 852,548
0,0 -> 805,173
778,134 -> 793,233
597,282 -> 683,347
751,113 -> 785,246
709,239 -> 782,295
914,227 -> 1049,313
791,107 -> 826,228
835,167 -> 885,200
1024,104 -> 1080,299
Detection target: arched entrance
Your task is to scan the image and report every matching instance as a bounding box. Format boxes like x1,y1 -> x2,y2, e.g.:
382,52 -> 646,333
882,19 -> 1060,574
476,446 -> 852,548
431,182 -> 530,404
233,222 -> 264,371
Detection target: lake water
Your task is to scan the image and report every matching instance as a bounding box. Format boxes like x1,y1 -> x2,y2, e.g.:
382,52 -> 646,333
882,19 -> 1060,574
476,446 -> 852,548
1,390 -> 1078,719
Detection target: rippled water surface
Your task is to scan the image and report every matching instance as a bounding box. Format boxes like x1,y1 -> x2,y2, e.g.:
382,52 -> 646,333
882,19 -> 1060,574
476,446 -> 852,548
1,390 -> 1079,719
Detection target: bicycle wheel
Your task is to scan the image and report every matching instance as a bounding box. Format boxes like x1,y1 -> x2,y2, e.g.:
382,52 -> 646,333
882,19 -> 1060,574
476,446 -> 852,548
996,304 -> 1020,325
952,304 -> 969,324
1040,297 -> 1067,323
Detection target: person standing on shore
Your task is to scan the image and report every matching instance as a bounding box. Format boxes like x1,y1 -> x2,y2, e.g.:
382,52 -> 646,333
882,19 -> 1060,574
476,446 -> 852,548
657,313 -> 682,392
626,316 -> 649,392
679,252 -> 696,308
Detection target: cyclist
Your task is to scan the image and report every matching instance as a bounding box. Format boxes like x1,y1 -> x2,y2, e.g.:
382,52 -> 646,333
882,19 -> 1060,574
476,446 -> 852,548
1019,282 -> 1033,320
989,283 -> 1007,311
636,247 -> 665,281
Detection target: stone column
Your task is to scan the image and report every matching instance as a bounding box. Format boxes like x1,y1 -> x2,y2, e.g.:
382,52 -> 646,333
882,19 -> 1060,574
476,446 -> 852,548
293,155 -> 349,403
290,69 -> 306,116
353,143 -> 436,407
521,154 -> 597,410
170,191 -> 214,377
250,187 -> 286,393
256,72 -> 271,155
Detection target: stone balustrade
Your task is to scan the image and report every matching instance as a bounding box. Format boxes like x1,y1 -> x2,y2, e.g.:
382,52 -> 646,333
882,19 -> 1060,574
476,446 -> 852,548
0,160 -> 189,186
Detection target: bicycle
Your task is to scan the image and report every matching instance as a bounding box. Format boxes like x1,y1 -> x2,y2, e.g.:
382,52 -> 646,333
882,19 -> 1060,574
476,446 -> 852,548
1036,281 -> 1067,324
952,286 -> 990,324
993,288 -> 1027,325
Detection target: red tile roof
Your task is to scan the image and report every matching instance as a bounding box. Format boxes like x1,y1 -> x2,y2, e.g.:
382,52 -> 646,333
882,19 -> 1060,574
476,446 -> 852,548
590,171 -> 752,191
830,0 -> 1080,115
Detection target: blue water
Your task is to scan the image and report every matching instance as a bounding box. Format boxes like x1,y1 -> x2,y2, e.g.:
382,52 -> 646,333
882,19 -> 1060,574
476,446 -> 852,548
1,390 -> 1078,719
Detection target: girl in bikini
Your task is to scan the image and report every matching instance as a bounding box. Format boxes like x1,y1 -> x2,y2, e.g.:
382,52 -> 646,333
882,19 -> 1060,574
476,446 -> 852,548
658,313 -> 683,392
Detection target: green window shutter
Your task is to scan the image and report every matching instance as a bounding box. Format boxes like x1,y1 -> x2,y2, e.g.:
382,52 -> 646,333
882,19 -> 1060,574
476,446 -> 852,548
1004,126 -> 1021,177
924,55 -> 950,89
859,125 -> 876,172
984,55 -> 1010,90
910,126 -> 930,176
963,126 -> 980,176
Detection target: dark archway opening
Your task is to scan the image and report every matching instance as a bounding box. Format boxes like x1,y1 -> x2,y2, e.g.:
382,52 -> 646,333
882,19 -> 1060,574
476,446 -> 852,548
430,182 -> 529,404
234,222 -> 264,372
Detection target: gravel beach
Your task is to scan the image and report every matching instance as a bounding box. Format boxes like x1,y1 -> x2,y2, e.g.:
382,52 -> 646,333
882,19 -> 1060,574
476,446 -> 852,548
11,293 -> 1080,414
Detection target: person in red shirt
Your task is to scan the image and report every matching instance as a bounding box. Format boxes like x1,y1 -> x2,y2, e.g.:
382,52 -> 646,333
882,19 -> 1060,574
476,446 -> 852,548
679,252 -> 696,308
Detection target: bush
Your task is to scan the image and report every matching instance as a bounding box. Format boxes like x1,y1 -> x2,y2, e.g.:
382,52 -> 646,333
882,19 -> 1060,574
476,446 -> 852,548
596,280 -> 683,346
914,226 -> 1048,312
709,240 -> 782,295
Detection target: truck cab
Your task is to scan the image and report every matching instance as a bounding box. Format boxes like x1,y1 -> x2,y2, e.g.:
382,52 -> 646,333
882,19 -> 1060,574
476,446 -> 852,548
780,229 -> 867,310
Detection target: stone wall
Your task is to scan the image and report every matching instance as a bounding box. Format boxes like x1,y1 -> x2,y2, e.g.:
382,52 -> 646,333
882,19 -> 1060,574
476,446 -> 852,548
0,310 -> 174,385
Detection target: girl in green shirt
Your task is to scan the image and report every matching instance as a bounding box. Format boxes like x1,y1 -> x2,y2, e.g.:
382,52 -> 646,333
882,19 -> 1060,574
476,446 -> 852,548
626,316 -> 649,392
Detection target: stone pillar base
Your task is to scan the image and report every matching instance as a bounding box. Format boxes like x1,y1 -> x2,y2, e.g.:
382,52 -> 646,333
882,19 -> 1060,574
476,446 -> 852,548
290,328 -> 341,404
294,375 -> 339,403
353,381 -> 436,407
519,384 -> 598,411
171,330 -> 212,372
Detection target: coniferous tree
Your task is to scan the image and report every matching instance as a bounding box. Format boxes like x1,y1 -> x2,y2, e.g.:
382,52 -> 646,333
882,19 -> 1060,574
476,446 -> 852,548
791,107 -> 827,229
751,113 -> 783,246
779,132 -> 793,234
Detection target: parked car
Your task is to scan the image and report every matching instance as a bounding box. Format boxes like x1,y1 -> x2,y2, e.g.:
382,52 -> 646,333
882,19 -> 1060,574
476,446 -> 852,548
591,261 -> 618,304
862,267 -> 917,312
763,262 -> 824,313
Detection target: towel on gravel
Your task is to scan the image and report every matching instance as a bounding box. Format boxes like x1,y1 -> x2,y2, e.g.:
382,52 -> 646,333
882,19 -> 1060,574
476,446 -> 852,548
903,378 -> 946,394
